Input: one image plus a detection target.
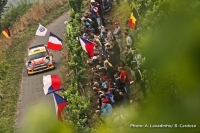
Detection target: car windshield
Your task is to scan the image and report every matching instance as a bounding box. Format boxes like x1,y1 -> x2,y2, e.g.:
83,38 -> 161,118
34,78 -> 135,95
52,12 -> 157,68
28,52 -> 48,60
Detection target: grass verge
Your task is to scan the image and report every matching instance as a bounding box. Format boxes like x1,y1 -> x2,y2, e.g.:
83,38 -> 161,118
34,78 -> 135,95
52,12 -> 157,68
0,1 -> 69,133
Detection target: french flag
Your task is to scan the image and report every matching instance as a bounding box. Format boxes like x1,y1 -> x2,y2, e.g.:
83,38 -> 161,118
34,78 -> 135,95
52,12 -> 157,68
79,36 -> 95,57
47,32 -> 63,51
43,75 -> 61,95
53,93 -> 68,122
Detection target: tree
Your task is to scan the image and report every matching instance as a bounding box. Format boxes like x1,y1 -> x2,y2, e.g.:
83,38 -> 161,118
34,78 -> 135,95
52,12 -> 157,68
69,0 -> 83,13
0,0 -> 8,31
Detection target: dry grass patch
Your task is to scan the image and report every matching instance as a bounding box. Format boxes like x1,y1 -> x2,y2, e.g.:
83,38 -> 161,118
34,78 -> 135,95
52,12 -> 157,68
12,0 -> 67,36
106,0 -> 130,31
0,0 -> 68,55
0,37 -> 11,53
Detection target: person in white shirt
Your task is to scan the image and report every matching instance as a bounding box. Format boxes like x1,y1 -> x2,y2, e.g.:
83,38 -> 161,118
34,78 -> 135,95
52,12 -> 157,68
125,32 -> 132,46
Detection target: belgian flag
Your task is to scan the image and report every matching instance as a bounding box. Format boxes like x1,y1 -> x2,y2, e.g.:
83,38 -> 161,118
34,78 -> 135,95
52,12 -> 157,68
128,8 -> 139,29
2,28 -> 11,38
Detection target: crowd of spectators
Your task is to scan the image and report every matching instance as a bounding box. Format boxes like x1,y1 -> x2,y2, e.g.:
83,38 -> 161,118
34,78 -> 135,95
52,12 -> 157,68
66,0 -> 146,118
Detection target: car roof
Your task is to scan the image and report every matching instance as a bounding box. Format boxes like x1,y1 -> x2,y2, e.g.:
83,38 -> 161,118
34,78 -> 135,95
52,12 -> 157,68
28,45 -> 47,56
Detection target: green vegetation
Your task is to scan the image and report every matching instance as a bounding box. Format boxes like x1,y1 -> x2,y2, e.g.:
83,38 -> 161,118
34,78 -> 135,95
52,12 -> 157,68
60,1 -> 93,132
0,0 -> 8,31
2,0 -> 33,28
0,0 -> 69,132
93,0 -> 200,133
69,0 -> 83,13
0,0 -> 199,132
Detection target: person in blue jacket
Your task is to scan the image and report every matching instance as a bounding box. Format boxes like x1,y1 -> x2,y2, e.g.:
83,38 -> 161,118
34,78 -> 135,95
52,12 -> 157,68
100,100 -> 112,116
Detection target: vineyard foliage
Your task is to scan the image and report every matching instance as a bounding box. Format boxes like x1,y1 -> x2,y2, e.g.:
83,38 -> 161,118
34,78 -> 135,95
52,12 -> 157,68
61,0 -> 92,132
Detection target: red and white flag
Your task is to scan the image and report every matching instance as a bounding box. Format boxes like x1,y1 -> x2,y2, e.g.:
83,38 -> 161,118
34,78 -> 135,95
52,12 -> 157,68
79,37 -> 95,57
35,24 -> 47,36
47,32 -> 63,51
43,75 -> 61,95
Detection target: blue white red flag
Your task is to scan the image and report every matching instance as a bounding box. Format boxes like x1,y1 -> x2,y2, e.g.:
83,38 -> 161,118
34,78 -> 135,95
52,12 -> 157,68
43,75 -> 61,95
79,36 -> 95,57
53,93 -> 68,122
47,32 -> 63,51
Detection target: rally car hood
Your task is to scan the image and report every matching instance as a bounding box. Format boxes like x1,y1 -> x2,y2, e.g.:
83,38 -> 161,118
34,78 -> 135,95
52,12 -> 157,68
29,57 -> 47,66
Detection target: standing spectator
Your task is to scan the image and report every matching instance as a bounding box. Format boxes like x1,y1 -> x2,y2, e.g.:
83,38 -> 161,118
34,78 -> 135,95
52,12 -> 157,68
135,50 -> 142,69
91,2 -> 101,27
104,62 -> 116,80
102,0 -> 111,12
64,21 -> 72,36
118,67 -> 132,102
108,51 -> 117,68
113,22 -> 124,51
110,39 -> 120,67
124,32 -> 133,48
114,73 -> 125,93
104,28 -> 114,43
125,49 -> 133,68
131,50 -> 137,69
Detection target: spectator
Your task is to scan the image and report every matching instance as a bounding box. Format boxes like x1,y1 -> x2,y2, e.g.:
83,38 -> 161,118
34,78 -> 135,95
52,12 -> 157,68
131,50 -> 138,69
91,3 -> 101,27
114,73 -> 125,93
64,21 -> 72,36
96,55 -> 104,66
118,67 -> 132,102
108,51 -> 117,68
113,22 -> 124,51
100,101 -> 112,116
110,39 -> 120,67
104,28 -> 114,43
134,67 -> 142,85
122,45 -> 132,55
125,49 -> 133,68
124,32 -> 133,48
102,0 -> 111,12
135,50 -> 142,69
113,89 -> 124,106
104,62 -> 116,80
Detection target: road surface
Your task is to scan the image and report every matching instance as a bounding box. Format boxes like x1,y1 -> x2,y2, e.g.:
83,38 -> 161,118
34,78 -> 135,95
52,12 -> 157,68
15,11 -> 70,132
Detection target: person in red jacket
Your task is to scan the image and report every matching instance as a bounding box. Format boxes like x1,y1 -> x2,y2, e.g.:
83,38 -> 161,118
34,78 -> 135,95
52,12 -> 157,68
118,67 -> 132,102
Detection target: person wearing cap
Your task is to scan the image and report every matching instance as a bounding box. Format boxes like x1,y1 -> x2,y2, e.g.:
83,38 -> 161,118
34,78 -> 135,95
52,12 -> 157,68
64,21 -> 72,37
91,2 -> 101,27
113,22 -> 124,51
104,28 -> 114,43
100,100 -> 112,116
113,22 -> 121,38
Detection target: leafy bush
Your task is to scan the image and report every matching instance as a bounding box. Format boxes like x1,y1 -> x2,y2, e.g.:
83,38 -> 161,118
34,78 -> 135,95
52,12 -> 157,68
61,0 -> 92,132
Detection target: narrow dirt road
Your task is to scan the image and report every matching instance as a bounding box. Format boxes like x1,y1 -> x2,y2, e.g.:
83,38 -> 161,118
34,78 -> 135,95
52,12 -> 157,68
15,11 -> 70,132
